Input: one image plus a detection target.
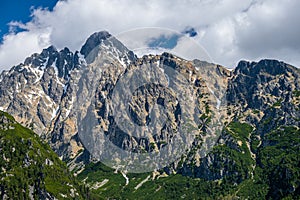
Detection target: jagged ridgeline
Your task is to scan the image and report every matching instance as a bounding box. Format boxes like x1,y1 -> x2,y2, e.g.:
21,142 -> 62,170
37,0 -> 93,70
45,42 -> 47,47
0,31 -> 299,199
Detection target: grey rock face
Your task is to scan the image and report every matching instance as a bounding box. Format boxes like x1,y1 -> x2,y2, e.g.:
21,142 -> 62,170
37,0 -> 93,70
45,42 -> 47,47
0,31 -> 299,182
183,59 -> 300,182
80,31 -> 112,57
0,44 -> 82,136
226,59 -> 300,126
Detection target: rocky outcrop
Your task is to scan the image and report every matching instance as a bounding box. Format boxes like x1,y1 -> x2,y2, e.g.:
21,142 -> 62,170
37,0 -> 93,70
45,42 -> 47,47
0,31 -> 299,192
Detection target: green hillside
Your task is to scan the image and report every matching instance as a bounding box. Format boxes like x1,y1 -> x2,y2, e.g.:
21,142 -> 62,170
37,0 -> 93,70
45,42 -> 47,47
75,122 -> 300,199
0,111 -> 89,199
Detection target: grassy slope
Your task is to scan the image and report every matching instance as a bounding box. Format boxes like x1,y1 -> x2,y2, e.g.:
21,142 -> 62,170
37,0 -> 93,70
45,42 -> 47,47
1,110 -> 298,199
0,111 -> 88,199
77,122 -> 300,200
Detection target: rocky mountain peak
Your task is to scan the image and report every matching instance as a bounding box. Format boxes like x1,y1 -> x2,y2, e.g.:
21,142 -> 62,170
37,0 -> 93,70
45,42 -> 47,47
20,45 -> 81,80
227,58 -> 299,126
0,30 -> 299,200
80,31 -> 112,57
24,45 -> 58,68
80,31 -> 137,67
234,59 -> 295,76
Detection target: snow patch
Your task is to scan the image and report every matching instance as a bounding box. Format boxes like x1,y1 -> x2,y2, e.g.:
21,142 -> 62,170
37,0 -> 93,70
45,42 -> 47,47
65,97 -> 74,118
40,56 -> 49,70
118,57 -> 127,67
78,53 -> 86,65
31,67 -> 44,84
207,87 -> 221,109
0,104 -> 9,111
15,82 -> 21,92
100,41 -> 129,68
0,73 -> 4,83
51,106 -> 60,120
53,59 -> 59,76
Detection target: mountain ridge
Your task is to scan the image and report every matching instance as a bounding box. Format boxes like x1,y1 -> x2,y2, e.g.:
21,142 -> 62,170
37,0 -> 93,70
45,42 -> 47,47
0,30 -> 299,199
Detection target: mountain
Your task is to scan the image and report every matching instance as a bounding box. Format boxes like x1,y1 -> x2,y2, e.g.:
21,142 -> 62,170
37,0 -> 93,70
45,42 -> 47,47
0,31 -> 299,199
0,111 -> 92,199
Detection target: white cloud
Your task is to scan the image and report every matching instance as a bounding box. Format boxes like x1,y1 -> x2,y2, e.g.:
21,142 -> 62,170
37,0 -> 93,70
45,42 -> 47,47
198,18 -> 239,67
235,0 -> 300,65
171,35 -> 213,62
0,0 -> 299,71
0,28 -> 51,69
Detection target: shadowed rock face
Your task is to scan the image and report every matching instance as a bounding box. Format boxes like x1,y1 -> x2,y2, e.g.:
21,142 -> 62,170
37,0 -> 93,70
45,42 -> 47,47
226,59 -> 300,127
80,31 -> 112,57
0,31 -> 299,194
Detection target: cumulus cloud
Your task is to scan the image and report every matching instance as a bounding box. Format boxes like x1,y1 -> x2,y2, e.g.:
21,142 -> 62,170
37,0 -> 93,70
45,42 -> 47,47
0,28 -> 51,69
0,0 -> 299,71
235,0 -> 300,65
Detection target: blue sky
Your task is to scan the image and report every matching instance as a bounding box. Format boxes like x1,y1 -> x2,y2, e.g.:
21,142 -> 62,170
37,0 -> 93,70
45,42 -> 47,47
0,0 -> 58,40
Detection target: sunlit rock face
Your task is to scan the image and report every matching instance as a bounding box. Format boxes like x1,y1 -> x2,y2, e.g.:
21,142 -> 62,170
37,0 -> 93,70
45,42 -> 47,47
0,31 -> 299,185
